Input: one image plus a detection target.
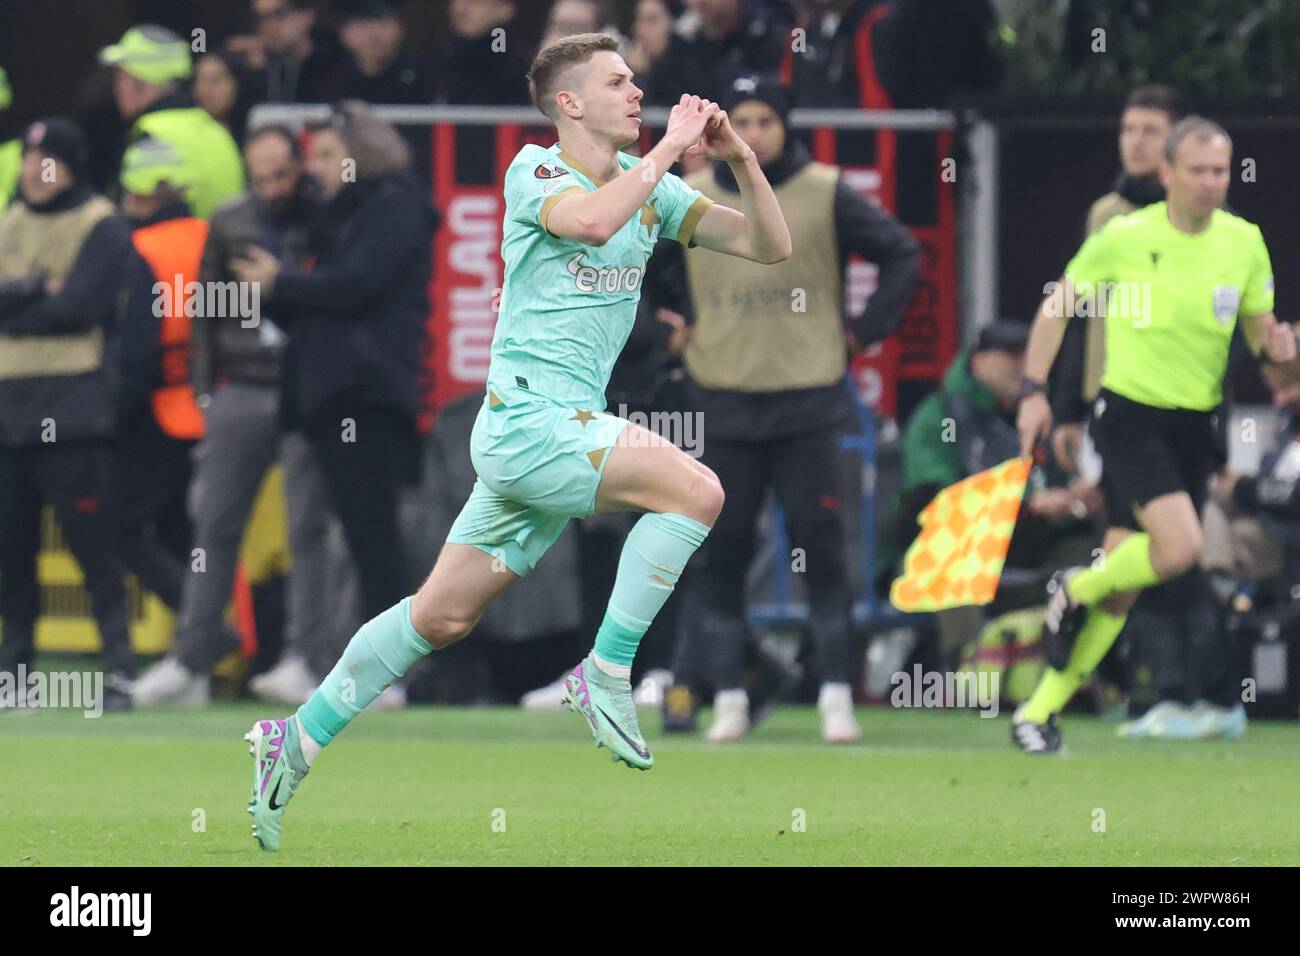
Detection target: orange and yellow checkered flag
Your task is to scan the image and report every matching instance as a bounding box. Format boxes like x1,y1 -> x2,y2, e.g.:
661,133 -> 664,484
889,457 -> 1033,612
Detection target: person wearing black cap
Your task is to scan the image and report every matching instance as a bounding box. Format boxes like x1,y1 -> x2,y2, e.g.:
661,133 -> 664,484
321,1 -> 433,105
0,118 -> 137,711
886,319 -> 1100,667
649,75 -> 919,744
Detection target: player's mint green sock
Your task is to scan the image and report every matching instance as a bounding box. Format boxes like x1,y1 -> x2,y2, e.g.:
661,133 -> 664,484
296,596 -> 432,748
591,512 -> 710,674
1021,607 -> 1128,722
1066,533 -> 1160,606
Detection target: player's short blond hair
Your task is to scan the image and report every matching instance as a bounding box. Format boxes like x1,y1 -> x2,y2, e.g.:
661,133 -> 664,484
527,33 -> 621,121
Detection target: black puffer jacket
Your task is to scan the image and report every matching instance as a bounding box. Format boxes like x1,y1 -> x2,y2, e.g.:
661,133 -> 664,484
271,173 -> 440,429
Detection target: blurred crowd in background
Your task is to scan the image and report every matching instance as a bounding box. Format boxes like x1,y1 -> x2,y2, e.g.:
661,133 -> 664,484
1,0 -> 1298,740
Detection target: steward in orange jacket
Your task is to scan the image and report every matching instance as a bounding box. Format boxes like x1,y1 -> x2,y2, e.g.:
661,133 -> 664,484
115,137 -> 208,612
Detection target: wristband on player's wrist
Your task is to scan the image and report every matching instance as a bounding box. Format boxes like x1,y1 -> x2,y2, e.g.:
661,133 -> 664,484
1018,377 -> 1047,400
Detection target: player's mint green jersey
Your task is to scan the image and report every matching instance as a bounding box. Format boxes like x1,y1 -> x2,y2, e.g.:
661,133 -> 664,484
1065,201 -> 1275,411
489,143 -> 713,408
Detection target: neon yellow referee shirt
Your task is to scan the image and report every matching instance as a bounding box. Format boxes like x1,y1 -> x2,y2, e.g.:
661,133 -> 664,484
1064,201 -> 1274,411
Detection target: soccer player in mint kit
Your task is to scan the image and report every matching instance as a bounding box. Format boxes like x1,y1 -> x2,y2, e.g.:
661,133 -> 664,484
244,33 -> 791,849
1011,116 -> 1295,754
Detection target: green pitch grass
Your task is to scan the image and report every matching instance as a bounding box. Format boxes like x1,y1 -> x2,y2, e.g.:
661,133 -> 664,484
2,703 -> 1297,865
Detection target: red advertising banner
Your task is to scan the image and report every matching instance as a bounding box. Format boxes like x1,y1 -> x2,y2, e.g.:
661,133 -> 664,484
427,124 -> 501,422
834,129 -> 957,420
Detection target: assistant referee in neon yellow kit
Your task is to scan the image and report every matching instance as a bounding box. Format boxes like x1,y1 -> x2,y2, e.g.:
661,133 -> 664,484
1011,116 -> 1295,753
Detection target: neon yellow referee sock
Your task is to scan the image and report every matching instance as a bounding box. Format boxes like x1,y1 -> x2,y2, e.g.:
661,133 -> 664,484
1021,607 -> 1128,723
1066,533 -> 1160,606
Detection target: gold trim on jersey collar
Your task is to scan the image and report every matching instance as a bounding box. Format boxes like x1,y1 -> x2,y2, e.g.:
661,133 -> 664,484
558,148 -> 616,186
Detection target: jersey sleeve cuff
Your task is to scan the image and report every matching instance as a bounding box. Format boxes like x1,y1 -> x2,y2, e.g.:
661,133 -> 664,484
676,195 -> 714,248
539,186 -> 586,235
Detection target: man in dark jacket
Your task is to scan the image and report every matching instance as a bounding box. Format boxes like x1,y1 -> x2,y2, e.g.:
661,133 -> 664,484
0,118 -> 135,711
230,104 -> 439,663
652,77 -> 919,744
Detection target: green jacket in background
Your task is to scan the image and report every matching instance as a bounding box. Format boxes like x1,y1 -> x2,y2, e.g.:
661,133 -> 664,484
130,104 -> 243,220
900,348 -> 1001,494
0,138 -> 20,209
877,348 -> 1012,584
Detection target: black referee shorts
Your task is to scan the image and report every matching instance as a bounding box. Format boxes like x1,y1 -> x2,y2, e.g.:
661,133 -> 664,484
1090,388 -> 1222,530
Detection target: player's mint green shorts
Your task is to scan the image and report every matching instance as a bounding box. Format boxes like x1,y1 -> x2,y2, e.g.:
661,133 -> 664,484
446,384 -> 629,576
